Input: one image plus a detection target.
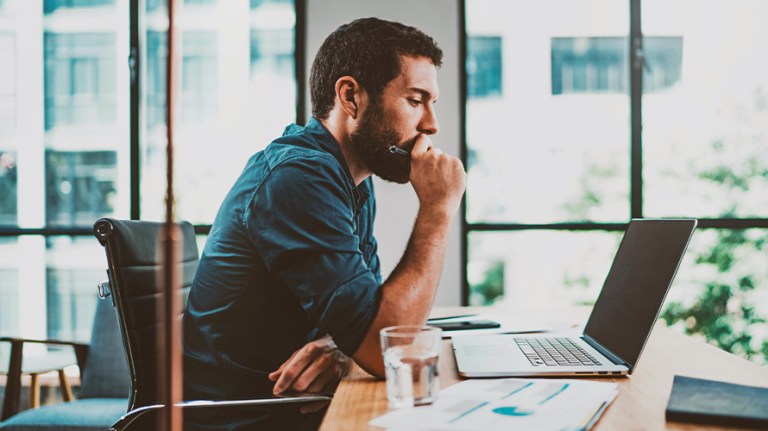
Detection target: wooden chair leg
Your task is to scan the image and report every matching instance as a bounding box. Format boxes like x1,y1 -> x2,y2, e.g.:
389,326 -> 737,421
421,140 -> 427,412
57,369 -> 73,402
29,373 -> 40,409
2,339 -> 23,420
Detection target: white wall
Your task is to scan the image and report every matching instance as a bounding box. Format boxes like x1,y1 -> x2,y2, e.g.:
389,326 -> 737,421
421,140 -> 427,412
304,0 -> 463,305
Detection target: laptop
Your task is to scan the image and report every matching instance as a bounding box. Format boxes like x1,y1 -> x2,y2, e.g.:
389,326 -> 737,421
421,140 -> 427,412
452,218 -> 697,378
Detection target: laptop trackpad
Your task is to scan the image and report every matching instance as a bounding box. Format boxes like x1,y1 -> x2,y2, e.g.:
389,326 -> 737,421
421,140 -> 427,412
464,344 -> 510,357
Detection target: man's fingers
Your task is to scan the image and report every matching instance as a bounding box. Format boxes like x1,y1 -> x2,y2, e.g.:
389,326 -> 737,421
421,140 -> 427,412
272,350 -> 315,394
410,134 -> 432,155
305,372 -> 334,394
268,349 -> 300,381
291,356 -> 333,392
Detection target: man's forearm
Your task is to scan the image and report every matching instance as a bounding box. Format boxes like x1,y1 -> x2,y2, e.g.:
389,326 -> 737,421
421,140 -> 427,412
353,207 -> 454,377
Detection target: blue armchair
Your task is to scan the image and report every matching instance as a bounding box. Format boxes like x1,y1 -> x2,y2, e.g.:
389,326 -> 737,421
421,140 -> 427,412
0,296 -> 131,431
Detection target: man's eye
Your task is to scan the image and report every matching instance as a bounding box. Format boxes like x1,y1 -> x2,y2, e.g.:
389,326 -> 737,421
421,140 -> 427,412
408,98 -> 422,106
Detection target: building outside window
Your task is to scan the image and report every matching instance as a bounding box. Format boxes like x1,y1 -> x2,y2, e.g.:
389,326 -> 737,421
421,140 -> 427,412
44,32 -> 117,129
551,36 -> 682,95
467,36 -> 502,98
44,0 -> 114,14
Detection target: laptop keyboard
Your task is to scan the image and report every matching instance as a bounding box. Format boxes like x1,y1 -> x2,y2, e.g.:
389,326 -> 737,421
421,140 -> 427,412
514,337 -> 602,367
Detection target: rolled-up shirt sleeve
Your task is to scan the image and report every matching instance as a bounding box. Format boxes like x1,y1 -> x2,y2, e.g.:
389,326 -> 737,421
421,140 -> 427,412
246,153 -> 382,356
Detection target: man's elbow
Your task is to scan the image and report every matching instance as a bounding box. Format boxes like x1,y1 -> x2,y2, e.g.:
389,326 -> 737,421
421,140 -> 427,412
353,343 -> 386,379
356,359 -> 385,380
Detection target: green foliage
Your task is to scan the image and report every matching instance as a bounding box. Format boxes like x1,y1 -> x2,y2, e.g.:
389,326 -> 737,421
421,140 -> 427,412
661,227 -> 768,364
469,260 -> 504,306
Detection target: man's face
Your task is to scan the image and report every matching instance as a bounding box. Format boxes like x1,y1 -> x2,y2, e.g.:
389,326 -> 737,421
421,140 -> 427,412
350,56 -> 440,184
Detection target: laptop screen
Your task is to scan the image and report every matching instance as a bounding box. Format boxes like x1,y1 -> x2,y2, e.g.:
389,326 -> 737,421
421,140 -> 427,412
583,219 -> 696,370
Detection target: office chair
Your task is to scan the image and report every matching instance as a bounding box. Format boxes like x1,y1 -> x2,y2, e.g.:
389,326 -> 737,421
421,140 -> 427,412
92,218 -> 330,431
0,296 -> 131,431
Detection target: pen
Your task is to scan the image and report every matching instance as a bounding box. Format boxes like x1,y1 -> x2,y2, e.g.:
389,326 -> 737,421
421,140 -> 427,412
427,314 -> 478,322
389,146 -> 410,157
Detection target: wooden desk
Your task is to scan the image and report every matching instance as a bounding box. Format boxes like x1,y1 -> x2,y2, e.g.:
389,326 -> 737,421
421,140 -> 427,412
320,311 -> 768,430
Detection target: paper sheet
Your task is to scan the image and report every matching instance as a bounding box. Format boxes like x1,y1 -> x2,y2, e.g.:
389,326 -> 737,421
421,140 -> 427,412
370,378 -> 618,431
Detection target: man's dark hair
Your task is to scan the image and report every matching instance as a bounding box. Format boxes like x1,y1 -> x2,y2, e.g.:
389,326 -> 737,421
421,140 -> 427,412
310,17 -> 443,120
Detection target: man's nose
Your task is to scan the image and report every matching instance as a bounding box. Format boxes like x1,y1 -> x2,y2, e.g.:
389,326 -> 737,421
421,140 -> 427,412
419,107 -> 439,135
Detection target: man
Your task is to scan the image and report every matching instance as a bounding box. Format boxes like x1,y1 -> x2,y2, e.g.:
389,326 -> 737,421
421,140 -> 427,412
183,17 -> 465,430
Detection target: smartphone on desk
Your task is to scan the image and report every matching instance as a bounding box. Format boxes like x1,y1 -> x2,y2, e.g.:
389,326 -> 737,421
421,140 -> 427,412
428,320 -> 501,331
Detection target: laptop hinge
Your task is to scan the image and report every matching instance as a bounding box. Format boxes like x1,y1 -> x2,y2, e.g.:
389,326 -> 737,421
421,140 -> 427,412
582,335 -> 628,367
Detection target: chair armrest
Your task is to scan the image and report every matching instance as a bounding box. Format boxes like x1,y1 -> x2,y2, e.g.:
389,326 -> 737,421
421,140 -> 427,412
1,337 -> 89,421
109,395 -> 332,431
0,337 -> 89,370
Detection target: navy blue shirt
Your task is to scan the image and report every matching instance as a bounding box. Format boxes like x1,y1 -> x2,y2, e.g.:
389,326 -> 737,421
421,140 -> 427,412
183,118 -> 383,413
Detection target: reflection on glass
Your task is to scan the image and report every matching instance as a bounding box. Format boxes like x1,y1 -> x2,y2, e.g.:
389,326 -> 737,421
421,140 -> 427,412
643,0 -> 768,218
661,228 -> 768,365
141,0 -> 296,224
465,0 -> 630,224
468,231 -> 621,308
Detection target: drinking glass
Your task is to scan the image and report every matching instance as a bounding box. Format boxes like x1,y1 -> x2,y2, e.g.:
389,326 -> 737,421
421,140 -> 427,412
380,325 -> 442,408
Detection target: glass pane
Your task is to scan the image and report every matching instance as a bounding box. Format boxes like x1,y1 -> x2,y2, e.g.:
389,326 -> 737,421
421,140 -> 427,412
141,0 -> 297,224
468,230 -> 622,308
466,0 -> 630,224
0,32 -> 15,128
0,236 -> 105,341
0,149 -> 16,224
0,2 -> 127,352
643,0 -> 768,218
46,236 -> 106,341
661,228 -> 768,365
42,2 -> 128,226
0,22 -> 17,224
0,237 -> 20,335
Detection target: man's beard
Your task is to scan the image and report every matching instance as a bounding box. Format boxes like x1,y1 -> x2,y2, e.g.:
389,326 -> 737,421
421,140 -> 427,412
350,102 -> 416,184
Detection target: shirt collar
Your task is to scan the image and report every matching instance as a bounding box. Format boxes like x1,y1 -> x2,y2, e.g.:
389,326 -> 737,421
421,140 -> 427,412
282,117 -> 371,201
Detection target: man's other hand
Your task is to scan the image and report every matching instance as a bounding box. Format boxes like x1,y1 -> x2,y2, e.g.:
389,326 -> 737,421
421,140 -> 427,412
268,335 -> 352,402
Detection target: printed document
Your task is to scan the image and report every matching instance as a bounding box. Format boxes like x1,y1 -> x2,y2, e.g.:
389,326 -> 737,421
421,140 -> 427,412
370,378 -> 618,431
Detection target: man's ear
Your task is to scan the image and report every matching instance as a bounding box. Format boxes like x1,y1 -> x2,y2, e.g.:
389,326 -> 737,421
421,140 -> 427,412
335,76 -> 361,119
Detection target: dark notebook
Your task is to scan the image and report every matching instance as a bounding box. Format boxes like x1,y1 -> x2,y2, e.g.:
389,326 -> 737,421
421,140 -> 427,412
666,375 -> 768,429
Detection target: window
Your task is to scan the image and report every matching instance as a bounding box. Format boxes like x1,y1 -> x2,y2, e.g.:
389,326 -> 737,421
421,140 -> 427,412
0,239 -> 19,335
45,150 -> 117,226
551,37 -> 626,94
0,150 -> 15,224
551,36 -> 682,95
0,33 -> 15,127
146,31 -> 167,128
44,32 -> 117,129
181,31 -> 218,123
44,0 -> 114,13
46,237 -> 105,340
250,28 -> 294,77
465,0 -> 768,365
140,0 -> 297,224
1,1 -> 298,344
467,36 -> 502,98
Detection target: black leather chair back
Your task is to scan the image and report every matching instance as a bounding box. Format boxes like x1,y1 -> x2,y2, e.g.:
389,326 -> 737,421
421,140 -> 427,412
93,218 -> 198,412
